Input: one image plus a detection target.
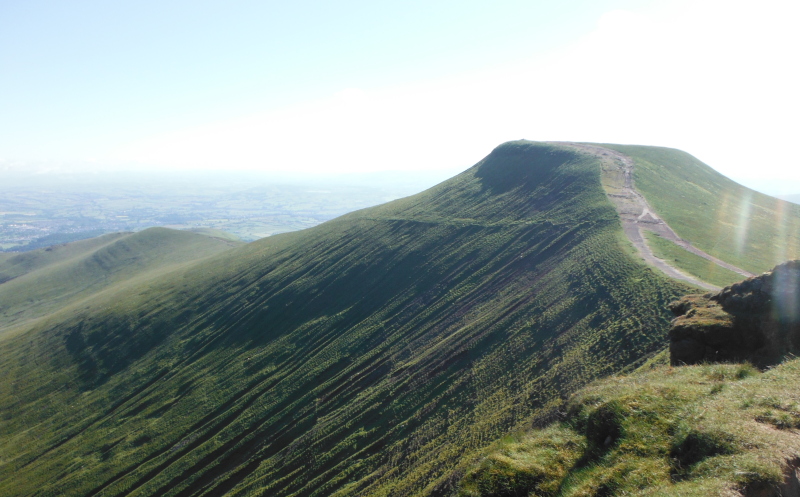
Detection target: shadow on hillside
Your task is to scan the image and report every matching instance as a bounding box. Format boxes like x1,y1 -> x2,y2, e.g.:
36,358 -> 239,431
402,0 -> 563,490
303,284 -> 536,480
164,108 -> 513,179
474,141 -> 577,194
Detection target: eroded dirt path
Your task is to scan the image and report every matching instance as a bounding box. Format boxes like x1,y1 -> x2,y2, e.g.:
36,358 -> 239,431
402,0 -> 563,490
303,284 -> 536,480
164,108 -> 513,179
554,142 -> 755,291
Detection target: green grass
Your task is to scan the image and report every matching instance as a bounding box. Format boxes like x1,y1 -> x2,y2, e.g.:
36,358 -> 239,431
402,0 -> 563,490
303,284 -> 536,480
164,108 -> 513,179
0,228 -> 241,334
643,231 -> 744,288
0,232 -> 130,281
458,359 -> 800,497
2,140 -> 793,497
0,142 -> 693,497
599,144 -> 800,274
186,227 -> 243,242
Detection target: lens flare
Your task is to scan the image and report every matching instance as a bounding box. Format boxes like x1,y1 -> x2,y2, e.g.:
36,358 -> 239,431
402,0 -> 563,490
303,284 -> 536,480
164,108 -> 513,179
773,263 -> 800,324
710,191 -> 732,254
735,191 -> 752,257
774,199 -> 788,265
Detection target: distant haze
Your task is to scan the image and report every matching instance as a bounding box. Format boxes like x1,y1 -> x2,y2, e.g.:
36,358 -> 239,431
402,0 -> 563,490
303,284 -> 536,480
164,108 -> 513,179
0,165 -> 459,192
779,194 -> 800,206
0,166 -> 455,251
1,0 -> 798,191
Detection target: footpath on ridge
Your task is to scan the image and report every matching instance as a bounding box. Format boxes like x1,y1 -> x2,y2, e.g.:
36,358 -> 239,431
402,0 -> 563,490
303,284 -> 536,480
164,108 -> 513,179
556,142 -> 755,291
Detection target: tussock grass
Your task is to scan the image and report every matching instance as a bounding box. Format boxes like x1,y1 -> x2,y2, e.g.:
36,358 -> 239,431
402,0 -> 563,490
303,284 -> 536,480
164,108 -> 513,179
459,359 -> 800,496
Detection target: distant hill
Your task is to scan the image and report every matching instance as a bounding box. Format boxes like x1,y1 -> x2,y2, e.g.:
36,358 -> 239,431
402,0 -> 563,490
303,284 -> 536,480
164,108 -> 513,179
0,228 -> 241,334
780,193 -> 800,205
0,141 -> 798,496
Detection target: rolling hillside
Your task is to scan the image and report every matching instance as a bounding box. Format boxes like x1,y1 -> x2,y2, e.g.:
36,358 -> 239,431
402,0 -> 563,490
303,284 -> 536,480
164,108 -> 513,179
0,228 -> 242,335
0,141 -> 796,496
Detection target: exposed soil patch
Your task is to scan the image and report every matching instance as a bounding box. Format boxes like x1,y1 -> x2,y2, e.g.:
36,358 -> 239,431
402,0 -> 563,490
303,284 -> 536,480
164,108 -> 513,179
744,458 -> 800,497
554,142 -> 755,290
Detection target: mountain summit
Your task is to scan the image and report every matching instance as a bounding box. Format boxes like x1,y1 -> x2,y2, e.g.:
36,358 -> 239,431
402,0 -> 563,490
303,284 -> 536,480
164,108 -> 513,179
1,141 -> 798,496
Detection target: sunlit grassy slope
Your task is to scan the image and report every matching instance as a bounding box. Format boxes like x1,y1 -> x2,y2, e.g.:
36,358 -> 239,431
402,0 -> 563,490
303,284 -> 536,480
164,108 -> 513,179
187,227 -> 243,242
601,144 -> 800,275
643,232 -> 744,288
0,140 -> 746,496
458,357 -> 800,497
0,232 -> 129,282
0,228 -> 242,334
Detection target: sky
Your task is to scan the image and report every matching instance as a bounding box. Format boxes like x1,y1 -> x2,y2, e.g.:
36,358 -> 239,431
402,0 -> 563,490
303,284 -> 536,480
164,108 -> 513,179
2,0 -> 799,192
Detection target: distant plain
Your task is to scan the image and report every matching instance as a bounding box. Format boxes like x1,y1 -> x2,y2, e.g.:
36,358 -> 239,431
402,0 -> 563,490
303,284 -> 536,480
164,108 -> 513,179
0,170 -> 453,251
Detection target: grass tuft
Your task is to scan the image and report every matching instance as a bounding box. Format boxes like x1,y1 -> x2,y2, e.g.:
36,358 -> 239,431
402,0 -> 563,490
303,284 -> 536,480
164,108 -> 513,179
459,358 -> 800,496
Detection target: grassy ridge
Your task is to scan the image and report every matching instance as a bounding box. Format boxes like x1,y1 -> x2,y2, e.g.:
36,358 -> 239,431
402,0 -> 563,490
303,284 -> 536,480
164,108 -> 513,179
0,228 -> 241,334
0,232 -> 129,282
600,144 -> 800,274
0,142 -> 690,496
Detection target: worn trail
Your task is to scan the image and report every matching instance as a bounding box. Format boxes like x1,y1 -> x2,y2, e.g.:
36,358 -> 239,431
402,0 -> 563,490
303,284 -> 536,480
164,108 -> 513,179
556,142 -> 755,291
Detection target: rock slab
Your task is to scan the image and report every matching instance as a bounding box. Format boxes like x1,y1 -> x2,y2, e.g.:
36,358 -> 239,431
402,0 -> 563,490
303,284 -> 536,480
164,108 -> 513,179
669,260 -> 800,366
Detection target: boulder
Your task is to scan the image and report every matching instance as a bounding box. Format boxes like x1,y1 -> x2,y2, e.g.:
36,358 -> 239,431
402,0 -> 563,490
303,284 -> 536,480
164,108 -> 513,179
669,261 -> 800,366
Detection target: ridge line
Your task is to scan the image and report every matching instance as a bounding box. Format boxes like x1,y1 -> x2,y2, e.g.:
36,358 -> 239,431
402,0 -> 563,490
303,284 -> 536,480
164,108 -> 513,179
553,142 -> 754,290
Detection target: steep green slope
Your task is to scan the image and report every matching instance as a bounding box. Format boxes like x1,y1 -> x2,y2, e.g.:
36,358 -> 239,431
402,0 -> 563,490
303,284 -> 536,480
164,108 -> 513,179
0,141 -> 691,496
0,228 -> 241,334
601,144 -> 800,274
457,262 -> 800,497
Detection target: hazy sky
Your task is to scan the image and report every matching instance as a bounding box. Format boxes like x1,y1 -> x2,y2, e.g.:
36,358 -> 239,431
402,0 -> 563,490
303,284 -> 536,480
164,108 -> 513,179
2,0 -> 798,190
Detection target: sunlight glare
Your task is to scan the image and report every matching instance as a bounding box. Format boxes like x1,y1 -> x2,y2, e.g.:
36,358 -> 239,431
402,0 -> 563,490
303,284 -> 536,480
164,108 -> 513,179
735,192 -> 752,256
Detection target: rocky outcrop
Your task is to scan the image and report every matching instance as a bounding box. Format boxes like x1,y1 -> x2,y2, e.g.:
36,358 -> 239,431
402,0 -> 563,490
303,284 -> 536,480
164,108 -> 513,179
669,261 -> 800,366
